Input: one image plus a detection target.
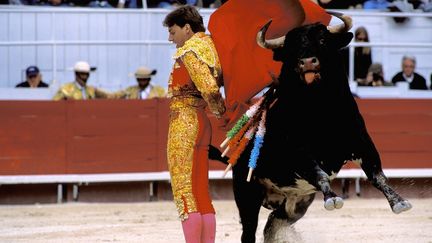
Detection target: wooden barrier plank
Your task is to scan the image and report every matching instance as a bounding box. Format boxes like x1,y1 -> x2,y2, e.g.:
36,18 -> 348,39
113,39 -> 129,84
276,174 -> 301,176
372,133 -> 432,152
156,99 -> 170,171
0,101 -> 66,175
380,152 -> 432,168
363,114 -> 432,133
65,100 -> 160,173
357,99 -> 432,114
66,137 -> 157,172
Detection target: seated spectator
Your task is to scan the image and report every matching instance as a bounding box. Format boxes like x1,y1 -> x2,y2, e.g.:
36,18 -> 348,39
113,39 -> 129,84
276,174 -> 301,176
37,0 -> 116,7
364,63 -> 392,87
70,0 -> 114,7
53,61 -> 112,100
363,0 -> 390,10
353,27 -> 373,83
408,0 -> 424,9
16,66 -> 49,88
391,55 -> 427,90
157,0 -> 196,8
113,66 -> 166,99
420,0 -> 432,12
430,72 -> 432,90
36,0 -> 65,6
388,0 -> 415,23
340,26 -> 372,83
314,0 -> 361,9
199,0 -> 221,8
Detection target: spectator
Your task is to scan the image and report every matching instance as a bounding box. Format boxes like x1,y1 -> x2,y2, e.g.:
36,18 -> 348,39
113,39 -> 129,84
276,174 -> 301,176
157,0 -> 196,8
198,0 -> 221,8
364,63 -> 392,87
391,55 -> 427,90
314,0 -> 361,9
363,0 -> 390,10
53,61 -> 111,100
113,66 -> 166,99
37,0 -> 65,6
16,66 -> 49,88
353,27 -> 373,83
71,0 -> 114,7
388,0 -> 415,23
420,0 -> 432,12
341,26 -> 372,84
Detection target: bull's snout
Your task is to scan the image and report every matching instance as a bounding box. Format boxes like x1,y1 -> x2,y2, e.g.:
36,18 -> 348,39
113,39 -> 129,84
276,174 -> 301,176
299,57 -> 320,71
298,57 -> 321,85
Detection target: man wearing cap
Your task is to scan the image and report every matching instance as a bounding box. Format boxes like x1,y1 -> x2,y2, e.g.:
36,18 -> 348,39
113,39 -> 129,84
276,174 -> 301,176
113,66 -> 166,99
53,61 -> 112,100
16,66 -> 49,88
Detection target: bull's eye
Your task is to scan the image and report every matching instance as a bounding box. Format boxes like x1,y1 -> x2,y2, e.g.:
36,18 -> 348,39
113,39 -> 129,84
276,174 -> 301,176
311,58 -> 318,64
299,60 -> 305,66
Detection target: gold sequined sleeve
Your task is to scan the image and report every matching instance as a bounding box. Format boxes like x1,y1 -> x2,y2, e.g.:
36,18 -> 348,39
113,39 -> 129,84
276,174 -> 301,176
53,88 -> 66,101
94,88 -> 115,99
182,51 -> 226,118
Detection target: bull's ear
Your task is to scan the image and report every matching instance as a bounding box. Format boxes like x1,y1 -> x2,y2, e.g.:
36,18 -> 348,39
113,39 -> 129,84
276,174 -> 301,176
329,32 -> 353,50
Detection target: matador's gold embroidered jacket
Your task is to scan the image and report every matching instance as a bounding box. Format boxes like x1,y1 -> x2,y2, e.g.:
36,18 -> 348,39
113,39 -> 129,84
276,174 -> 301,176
112,85 -> 166,99
53,82 -> 111,100
167,32 -> 226,220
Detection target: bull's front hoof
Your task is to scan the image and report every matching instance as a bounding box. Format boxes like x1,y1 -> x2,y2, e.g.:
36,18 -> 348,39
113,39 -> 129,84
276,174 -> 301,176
324,197 -> 344,210
392,200 -> 412,214
334,197 -> 344,209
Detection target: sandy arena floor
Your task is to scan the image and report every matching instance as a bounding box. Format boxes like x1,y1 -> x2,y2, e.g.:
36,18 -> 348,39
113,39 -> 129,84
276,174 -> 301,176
0,198 -> 431,243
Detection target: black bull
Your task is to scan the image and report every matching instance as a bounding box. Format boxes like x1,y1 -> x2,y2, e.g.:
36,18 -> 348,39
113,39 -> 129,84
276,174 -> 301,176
210,22 -> 412,243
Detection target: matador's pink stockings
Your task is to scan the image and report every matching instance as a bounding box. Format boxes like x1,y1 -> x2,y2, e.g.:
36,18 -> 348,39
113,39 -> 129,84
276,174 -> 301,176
181,213 -> 216,243
201,213 -> 216,243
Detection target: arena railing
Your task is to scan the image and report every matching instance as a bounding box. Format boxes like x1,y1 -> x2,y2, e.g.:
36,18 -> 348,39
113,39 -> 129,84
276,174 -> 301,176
0,8 -> 431,95
1,169 -> 432,203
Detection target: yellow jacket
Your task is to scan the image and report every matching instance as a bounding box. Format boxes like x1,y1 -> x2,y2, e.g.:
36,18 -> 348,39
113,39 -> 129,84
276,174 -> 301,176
113,85 -> 166,99
53,82 -> 111,100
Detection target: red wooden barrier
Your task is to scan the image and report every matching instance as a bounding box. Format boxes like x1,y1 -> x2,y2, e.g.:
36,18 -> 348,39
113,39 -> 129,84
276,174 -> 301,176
0,99 -> 431,175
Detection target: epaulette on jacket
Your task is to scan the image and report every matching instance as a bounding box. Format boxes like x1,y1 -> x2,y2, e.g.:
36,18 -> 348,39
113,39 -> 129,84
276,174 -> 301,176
173,32 -> 216,68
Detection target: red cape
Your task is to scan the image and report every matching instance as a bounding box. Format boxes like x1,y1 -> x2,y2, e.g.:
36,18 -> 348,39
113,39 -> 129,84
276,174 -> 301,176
208,0 -> 331,124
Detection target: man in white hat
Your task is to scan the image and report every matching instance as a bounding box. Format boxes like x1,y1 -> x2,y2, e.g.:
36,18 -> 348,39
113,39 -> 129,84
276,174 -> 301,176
113,66 -> 166,99
53,61 -> 111,100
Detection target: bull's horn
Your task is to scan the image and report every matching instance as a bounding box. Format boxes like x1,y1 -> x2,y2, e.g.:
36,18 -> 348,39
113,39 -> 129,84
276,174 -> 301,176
256,20 -> 286,49
326,11 -> 353,33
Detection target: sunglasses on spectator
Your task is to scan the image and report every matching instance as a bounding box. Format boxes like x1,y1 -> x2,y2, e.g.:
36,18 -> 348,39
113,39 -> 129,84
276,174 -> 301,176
137,78 -> 151,81
356,37 -> 367,41
28,75 -> 37,79
76,72 -> 90,76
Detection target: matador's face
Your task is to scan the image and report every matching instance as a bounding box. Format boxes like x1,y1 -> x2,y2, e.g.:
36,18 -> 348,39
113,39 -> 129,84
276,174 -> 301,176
168,24 -> 193,48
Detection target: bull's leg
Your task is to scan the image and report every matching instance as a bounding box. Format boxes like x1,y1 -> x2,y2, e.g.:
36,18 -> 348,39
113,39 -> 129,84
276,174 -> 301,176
360,162 -> 412,214
354,138 -> 412,213
263,194 -> 315,243
233,171 -> 265,243
301,165 -> 344,210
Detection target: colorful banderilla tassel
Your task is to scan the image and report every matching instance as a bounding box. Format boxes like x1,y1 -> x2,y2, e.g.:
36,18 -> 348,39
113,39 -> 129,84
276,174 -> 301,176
219,96 -> 265,149
223,111 -> 261,157
247,110 -> 267,182
222,125 -> 257,177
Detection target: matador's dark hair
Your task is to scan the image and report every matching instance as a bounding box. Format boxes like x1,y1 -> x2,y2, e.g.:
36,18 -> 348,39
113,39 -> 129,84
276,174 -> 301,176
163,5 -> 206,33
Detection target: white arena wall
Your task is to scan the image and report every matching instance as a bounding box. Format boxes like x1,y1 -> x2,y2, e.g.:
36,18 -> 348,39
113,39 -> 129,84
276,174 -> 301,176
0,6 -> 431,99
